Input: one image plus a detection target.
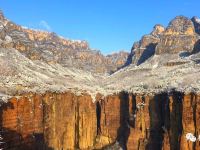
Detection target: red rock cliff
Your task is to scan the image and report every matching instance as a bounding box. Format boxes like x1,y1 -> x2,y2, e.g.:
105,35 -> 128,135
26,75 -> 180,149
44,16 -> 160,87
1,91 -> 200,150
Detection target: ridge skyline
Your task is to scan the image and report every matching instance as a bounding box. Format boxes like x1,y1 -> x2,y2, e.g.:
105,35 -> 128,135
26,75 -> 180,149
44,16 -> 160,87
1,9 -> 199,56
1,0 -> 200,54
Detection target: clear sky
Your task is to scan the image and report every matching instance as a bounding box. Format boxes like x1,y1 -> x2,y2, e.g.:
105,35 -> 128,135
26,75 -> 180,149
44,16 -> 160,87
1,0 -> 200,54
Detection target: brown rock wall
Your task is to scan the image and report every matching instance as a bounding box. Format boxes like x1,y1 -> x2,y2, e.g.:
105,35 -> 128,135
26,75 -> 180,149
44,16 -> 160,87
1,91 -> 200,149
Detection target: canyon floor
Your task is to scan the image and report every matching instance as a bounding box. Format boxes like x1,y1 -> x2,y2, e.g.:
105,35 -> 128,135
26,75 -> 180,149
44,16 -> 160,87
0,11 -> 200,150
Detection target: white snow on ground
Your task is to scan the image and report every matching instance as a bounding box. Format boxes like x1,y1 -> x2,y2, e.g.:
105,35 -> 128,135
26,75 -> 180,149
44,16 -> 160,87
0,48 -> 200,102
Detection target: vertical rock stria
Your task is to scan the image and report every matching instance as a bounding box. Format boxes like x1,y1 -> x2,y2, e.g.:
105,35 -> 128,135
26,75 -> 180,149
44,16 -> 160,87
0,94 -> 44,149
0,91 -> 200,149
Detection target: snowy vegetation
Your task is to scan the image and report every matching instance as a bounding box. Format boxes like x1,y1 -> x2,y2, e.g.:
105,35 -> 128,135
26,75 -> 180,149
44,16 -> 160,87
0,47 -> 200,102
186,133 -> 198,142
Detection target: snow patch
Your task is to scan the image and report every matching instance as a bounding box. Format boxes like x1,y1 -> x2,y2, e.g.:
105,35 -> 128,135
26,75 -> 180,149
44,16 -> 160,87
186,133 -> 197,142
195,18 -> 200,23
5,35 -> 12,43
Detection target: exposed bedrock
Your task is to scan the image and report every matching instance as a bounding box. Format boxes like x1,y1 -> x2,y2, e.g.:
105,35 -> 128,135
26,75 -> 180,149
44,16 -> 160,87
0,10 -> 129,74
126,16 -> 200,66
155,16 -> 197,55
0,91 -> 200,150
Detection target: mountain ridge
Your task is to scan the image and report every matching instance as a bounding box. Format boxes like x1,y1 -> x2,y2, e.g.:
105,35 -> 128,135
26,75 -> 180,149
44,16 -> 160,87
0,10 -> 129,74
0,11 -> 200,102
126,15 -> 200,67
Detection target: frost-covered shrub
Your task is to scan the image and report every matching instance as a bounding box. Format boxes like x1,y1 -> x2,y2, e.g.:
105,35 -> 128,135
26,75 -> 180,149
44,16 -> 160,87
136,102 -> 146,109
186,133 -> 196,142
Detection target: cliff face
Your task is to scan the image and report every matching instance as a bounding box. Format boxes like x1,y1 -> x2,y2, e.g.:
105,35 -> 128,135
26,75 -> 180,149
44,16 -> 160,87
1,91 -> 200,150
155,16 -> 197,55
127,16 -> 200,66
0,93 -> 44,149
0,12 -> 128,74
127,24 -> 164,66
0,92 -> 96,150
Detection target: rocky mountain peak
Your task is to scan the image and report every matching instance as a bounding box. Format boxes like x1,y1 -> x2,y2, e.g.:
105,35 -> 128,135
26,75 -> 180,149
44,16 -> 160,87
126,25 -> 163,66
151,24 -> 165,36
126,15 -> 200,66
106,51 -> 129,68
0,10 -> 128,74
165,16 -> 195,35
155,16 -> 198,54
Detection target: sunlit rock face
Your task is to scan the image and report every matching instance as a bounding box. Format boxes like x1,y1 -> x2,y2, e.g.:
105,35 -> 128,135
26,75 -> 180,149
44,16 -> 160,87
155,16 -> 197,54
0,92 -> 96,150
127,24 -> 164,66
0,11 -> 128,74
164,16 -> 195,35
151,24 -> 165,36
1,92 -> 200,150
126,16 -> 200,66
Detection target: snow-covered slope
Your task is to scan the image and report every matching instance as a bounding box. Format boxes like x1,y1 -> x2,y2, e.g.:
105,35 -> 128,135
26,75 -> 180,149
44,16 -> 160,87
0,48 -> 106,102
1,12 -> 200,103
0,47 -> 200,103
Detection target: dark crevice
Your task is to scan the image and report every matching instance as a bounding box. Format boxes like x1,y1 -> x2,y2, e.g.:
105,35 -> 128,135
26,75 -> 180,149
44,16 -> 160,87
137,43 -> 157,65
129,94 -> 136,128
146,93 -> 168,150
125,52 -> 134,66
116,92 -> 130,150
117,51 -> 135,71
164,94 -> 170,132
96,101 -> 101,135
169,91 -> 183,150
191,93 -> 197,150
75,98 -> 80,149
191,39 -> 200,54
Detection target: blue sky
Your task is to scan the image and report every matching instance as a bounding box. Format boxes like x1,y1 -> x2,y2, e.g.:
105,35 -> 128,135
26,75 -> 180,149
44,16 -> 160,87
1,0 -> 200,54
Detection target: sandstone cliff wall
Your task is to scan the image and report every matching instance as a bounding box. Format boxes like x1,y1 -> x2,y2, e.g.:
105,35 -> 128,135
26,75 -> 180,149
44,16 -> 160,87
0,91 -> 200,150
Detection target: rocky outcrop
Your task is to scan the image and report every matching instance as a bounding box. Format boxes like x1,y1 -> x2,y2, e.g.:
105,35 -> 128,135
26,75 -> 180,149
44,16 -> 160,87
127,16 -> 200,66
156,16 -> 197,54
127,24 -> 164,65
0,11 -> 128,74
1,91 -> 200,150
